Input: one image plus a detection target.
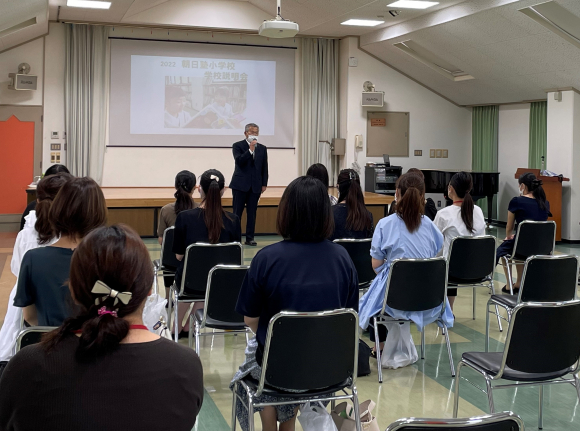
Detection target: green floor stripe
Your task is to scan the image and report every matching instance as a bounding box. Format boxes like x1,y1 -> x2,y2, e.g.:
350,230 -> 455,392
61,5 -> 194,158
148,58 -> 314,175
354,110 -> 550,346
195,389 -> 230,431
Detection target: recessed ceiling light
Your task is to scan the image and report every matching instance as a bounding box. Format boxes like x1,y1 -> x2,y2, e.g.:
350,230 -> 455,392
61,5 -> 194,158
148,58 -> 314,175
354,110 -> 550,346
67,0 -> 112,9
387,1 -> 439,9
341,19 -> 385,26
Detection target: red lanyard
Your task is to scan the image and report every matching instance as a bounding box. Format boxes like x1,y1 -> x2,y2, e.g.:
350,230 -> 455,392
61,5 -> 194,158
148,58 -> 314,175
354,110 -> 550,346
74,324 -> 149,334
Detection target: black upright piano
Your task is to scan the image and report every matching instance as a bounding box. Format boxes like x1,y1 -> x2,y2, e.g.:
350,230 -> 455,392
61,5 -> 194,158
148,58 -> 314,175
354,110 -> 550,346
421,169 -> 500,225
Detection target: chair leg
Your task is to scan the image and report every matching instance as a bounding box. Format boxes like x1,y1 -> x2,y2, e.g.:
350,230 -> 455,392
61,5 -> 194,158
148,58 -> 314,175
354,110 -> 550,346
442,322 -> 455,377
167,287 -> 173,337
373,317 -> 383,383
195,319 -> 201,353
539,385 -> 544,430
231,382 -> 238,431
574,374 -> 580,404
453,361 -> 464,417
485,300 -> 491,352
485,377 -> 495,413
247,393 -> 255,431
351,385 -> 362,431
472,287 -> 476,320
503,257 -> 514,295
173,291 -> 179,343
188,314 -> 194,349
420,329 -> 425,359
490,280 -> 503,332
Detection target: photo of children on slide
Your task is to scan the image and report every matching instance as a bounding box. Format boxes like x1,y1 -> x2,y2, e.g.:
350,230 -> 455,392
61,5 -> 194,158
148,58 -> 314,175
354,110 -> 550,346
164,74 -> 247,129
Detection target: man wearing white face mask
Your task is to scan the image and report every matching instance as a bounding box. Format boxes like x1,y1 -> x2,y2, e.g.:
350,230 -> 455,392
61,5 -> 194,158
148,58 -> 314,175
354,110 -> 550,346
229,123 -> 269,246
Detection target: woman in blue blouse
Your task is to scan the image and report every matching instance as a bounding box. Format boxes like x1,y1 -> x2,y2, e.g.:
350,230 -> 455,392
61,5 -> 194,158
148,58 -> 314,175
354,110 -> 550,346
359,172 -> 453,352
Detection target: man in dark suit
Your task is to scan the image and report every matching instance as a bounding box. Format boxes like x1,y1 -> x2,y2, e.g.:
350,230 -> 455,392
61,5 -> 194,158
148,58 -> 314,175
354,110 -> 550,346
230,123 -> 268,246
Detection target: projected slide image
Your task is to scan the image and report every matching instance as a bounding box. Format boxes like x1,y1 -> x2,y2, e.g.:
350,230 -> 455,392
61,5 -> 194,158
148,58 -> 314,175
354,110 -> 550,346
131,55 -> 275,136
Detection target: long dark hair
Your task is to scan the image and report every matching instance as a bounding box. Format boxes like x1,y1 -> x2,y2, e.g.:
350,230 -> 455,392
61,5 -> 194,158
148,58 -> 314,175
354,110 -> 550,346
306,163 -> 330,190
174,170 -> 196,215
35,173 -> 72,244
42,224 -> 154,361
449,172 -> 475,233
519,173 -> 548,211
396,173 -> 425,233
337,169 -> 371,231
200,169 -> 227,244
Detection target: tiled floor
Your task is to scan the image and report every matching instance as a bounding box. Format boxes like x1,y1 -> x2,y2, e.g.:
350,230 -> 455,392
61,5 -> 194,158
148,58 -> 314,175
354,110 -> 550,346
2,228 -> 580,430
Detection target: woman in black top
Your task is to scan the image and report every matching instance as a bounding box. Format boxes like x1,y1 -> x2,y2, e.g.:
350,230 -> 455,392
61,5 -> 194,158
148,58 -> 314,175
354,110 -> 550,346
497,173 -> 551,292
231,176 -> 359,431
15,177 -> 107,326
173,169 -> 241,286
0,225 -> 204,431
330,169 -> 373,241
388,168 -> 437,220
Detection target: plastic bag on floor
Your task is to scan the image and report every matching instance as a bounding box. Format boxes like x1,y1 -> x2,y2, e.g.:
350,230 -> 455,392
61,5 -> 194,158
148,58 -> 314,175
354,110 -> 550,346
298,402 -> 338,431
143,294 -> 171,339
381,321 -> 418,369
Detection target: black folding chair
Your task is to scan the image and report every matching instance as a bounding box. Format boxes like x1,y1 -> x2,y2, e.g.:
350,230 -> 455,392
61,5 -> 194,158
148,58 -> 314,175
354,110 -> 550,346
455,300 -> 580,430
168,242 -> 243,341
231,309 -> 362,431
152,227 -> 181,295
188,264 -> 250,352
447,236 -> 502,330
501,220 -> 556,294
386,411 -> 524,431
15,326 -> 55,352
333,238 -> 375,291
372,257 -> 454,382
485,254 -> 579,351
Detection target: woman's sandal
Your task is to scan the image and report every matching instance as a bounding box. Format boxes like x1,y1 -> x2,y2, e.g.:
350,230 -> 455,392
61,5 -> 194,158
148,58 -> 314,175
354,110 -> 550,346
370,349 -> 378,359
501,285 -> 520,294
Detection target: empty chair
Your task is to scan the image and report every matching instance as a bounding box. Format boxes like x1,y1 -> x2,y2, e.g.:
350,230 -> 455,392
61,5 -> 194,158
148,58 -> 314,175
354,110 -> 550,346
386,411 -> 524,431
152,227 -> 181,294
168,242 -> 243,341
231,309 -> 362,431
485,254 -> 579,351
188,265 -> 250,352
372,257 -> 454,382
455,300 -> 580,430
15,327 -> 55,353
334,238 -> 375,290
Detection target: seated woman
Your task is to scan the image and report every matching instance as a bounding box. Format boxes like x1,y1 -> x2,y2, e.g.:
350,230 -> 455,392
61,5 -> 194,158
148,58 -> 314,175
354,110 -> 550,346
14,177 -> 107,326
306,163 -> 338,205
0,173 -> 72,365
359,173 -> 452,353
329,169 -> 373,241
434,172 -> 486,310
231,176 -> 359,431
173,169 -> 241,287
497,172 -> 551,293
388,168 -> 437,220
0,224 -> 204,431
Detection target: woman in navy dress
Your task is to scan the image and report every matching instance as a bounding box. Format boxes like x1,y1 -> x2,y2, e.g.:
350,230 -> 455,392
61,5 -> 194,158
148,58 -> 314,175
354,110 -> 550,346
496,173 -> 551,293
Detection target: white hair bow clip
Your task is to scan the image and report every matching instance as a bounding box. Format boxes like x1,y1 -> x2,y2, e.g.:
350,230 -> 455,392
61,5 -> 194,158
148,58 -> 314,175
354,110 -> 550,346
210,175 -> 219,182
91,280 -> 133,306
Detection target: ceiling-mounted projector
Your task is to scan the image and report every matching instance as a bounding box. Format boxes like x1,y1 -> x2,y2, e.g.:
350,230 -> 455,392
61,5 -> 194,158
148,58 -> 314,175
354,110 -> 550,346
259,0 -> 299,38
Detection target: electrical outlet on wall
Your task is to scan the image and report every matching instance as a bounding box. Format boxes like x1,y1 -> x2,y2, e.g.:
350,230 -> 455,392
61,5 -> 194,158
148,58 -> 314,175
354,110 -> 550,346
55,152 -> 61,163
442,149 -> 448,158
430,149 -> 436,158
435,149 -> 442,158
50,152 -> 56,163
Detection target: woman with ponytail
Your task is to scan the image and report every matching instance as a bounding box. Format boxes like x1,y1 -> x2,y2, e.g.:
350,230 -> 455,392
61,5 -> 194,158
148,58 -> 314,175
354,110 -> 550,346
157,170 -> 198,245
0,225 -> 204,431
0,173 -> 72,368
434,172 -> 486,309
330,169 -> 373,240
496,172 -> 551,293
173,169 -> 241,287
359,173 -> 452,353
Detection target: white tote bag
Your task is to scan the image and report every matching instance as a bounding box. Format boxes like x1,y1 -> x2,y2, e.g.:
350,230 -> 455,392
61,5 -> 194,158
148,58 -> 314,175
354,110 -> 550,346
142,294 -> 172,339
381,321 -> 418,369
298,403 -> 338,431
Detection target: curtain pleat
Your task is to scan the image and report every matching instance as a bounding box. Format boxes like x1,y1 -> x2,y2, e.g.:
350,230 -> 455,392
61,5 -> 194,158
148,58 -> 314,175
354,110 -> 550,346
300,38 -> 339,180
471,105 -> 499,217
528,101 -> 547,170
65,24 -> 109,184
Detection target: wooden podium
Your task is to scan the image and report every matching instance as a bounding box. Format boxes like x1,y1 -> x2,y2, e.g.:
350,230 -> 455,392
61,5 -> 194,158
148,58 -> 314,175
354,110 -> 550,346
514,168 -> 569,241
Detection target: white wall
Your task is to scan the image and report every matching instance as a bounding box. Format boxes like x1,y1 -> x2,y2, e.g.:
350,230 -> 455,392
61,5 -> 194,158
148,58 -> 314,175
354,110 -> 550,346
0,37 -> 44,106
339,37 -> 472,208
497,104 -> 529,222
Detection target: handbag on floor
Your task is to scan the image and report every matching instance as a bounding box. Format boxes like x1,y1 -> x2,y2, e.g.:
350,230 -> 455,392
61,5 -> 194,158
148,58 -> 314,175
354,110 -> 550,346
298,402 -> 338,431
358,339 -> 372,377
331,400 -> 380,431
381,321 -> 418,369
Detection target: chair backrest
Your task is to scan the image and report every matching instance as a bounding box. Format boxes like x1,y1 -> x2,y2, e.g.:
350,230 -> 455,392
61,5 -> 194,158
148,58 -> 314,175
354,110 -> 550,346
501,300 -> 580,376
16,327 -> 56,352
333,239 -> 375,285
519,255 -> 579,302
258,309 -> 358,394
161,227 -> 180,269
180,242 -> 243,296
203,265 -> 249,324
513,220 -> 555,259
385,412 -> 524,431
448,236 -> 496,282
384,257 -> 448,313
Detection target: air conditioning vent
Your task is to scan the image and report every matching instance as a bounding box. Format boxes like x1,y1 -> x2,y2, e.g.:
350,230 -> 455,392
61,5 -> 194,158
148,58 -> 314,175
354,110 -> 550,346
0,17 -> 37,38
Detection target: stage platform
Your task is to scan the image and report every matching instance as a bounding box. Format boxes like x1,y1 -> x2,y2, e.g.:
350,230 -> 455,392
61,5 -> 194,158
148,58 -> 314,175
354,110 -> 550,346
27,186 -> 393,237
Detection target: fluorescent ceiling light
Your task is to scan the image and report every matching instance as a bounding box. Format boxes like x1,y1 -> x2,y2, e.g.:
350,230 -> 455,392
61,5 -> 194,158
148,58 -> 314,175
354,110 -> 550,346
387,1 -> 439,9
67,0 -> 112,9
341,19 -> 384,27
520,1 -> 580,50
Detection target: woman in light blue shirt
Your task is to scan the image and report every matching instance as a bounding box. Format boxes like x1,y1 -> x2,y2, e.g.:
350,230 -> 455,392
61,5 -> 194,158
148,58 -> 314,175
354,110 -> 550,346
359,172 -> 453,351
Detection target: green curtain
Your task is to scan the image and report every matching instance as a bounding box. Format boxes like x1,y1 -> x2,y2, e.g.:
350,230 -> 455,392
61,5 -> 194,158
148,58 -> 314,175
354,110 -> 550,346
528,101 -> 547,169
472,105 -> 499,218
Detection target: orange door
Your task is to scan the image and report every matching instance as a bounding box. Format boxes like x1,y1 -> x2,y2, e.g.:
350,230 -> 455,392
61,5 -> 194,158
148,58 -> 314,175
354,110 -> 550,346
0,115 -> 34,214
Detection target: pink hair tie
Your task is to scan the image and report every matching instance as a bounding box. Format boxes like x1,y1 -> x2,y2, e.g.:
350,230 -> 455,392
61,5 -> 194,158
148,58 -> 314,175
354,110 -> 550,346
97,306 -> 117,317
